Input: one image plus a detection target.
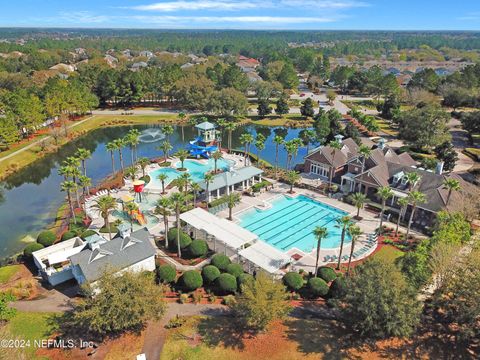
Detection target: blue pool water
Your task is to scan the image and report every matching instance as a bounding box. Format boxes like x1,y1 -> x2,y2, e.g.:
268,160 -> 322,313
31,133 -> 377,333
239,195 -> 350,253
147,159 -> 231,188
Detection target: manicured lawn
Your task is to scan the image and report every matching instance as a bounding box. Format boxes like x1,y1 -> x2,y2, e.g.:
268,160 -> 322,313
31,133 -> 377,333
7,311 -> 57,359
373,245 -> 404,264
0,264 -> 21,284
376,119 -> 399,136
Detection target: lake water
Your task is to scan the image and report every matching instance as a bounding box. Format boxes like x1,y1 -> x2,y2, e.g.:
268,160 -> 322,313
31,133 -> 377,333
0,124 -> 311,259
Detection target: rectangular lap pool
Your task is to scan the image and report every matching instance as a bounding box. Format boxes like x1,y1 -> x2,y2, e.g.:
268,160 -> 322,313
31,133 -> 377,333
238,195 -> 350,253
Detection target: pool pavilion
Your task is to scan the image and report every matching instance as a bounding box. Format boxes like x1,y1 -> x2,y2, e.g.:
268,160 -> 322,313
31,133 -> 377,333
199,166 -> 264,202
180,208 -> 291,275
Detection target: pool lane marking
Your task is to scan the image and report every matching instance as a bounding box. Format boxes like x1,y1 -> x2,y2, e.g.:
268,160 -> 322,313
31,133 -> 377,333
280,215 -> 338,250
242,199 -> 302,229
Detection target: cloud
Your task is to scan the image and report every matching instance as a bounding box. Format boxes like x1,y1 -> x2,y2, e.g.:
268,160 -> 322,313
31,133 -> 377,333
131,15 -> 332,24
458,12 -> 480,21
56,11 -> 110,23
129,0 -> 367,12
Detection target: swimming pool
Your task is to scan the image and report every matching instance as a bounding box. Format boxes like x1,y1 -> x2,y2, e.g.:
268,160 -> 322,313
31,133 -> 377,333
146,158 -> 231,188
238,195 -> 350,253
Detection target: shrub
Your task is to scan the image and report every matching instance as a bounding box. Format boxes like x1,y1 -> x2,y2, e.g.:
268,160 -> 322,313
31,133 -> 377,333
308,277 -> 330,298
222,294 -> 236,306
180,270 -> 203,291
157,264 -> 176,284
191,291 -> 203,304
188,240 -> 208,258
61,231 -> 76,241
208,294 -> 217,303
80,230 -> 97,239
317,266 -> 337,283
283,272 -> 304,291
202,265 -> 221,285
23,243 -> 44,258
226,263 -> 244,278
328,277 -> 347,299
211,254 -> 231,271
238,273 -> 254,289
179,293 -> 189,304
216,273 -> 237,294
167,228 -> 192,252
37,230 -> 56,247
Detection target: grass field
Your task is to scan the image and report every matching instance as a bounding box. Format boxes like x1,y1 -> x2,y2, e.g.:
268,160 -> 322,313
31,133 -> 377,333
7,311 -> 56,359
373,245 -> 404,263
0,265 -> 21,284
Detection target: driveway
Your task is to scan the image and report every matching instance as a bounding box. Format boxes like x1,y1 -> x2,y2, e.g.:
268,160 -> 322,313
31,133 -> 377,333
448,118 -> 474,172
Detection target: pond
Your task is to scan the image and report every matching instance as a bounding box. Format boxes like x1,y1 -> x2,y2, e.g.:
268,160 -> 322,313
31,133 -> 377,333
0,123 -> 312,259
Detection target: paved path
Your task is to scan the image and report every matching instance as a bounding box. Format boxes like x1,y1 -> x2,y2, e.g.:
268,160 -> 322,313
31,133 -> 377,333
448,118 -> 474,173
0,116 -> 94,163
142,303 -> 228,360
12,286 -> 76,312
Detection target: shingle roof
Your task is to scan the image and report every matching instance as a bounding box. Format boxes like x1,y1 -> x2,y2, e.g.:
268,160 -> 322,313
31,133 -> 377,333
195,121 -> 216,130
69,228 -> 155,282
305,139 -> 359,168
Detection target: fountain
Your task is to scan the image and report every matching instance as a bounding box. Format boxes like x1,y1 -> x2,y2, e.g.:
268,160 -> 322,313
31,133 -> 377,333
138,128 -> 166,143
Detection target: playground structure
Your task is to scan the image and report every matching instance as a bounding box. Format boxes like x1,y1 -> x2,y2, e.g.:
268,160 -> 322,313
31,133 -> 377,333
133,179 -> 146,203
120,194 -> 148,226
189,121 -> 221,159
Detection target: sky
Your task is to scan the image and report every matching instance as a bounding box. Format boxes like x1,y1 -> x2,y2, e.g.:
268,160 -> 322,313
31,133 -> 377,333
1,0 -> 480,30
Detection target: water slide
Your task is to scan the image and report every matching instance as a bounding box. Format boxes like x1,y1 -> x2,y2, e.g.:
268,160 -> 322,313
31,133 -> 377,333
189,137 -> 218,159
136,212 -> 147,226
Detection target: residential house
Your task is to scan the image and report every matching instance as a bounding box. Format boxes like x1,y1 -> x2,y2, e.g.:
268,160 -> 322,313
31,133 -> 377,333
32,228 -> 156,287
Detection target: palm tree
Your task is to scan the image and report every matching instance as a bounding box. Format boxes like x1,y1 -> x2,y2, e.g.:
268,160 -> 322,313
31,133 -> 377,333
405,190 -> 426,240
204,173 -> 214,208
395,197 -> 409,237
226,192 -> 241,220
358,144 -> 371,174
127,129 -> 140,162
443,178 -> 460,207
169,192 -> 185,257
211,150 -> 223,173
178,112 -> 187,142
285,170 -> 301,194
346,224 -> 362,276
254,133 -> 266,165
78,175 -> 91,197
191,182 -> 201,206
113,138 -> 125,172
335,215 -> 352,270
405,172 -> 422,191
273,135 -> 284,179
216,118 -> 226,149
177,172 -> 191,205
162,125 -> 174,142
124,201 -> 139,232
58,165 -> 72,181
157,173 -> 168,194
106,141 -> 117,175
240,133 -> 254,167
137,157 -> 150,178
125,166 -> 137,181
157,140 -> 172,163
224,122 -> 237,152
175,149 -> 189,169
92,195 -> 117,240
313,226 -> 328,276
155,197 -> 171,247
61,180 -> 77,224
350,192 -> 367,219
377,186 -> 394,234
327,140 -> 342,191
75,148 -> 91,176
299,129 -> 315,154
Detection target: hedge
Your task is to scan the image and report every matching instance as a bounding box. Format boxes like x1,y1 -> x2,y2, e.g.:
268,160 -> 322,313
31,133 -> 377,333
37,231 -> 56,247
211,254 -> 231,271
308,277 -> 329,297
226,263 -> 244,278
61,231 -> 76,241
328,277 -> 347,299
202,265 -> 221,284
216,273 -> 237,294
180,270 -> 203,291
167,228 -> 192,252
188,240 -> 208,258
81,230 -> 97,239
209,195 -> 229,208
237,273 -> 254,289
317,267 -> 337,283
24,243 -> 44,258
283,272 -> 304,291
157,264 -> 177,284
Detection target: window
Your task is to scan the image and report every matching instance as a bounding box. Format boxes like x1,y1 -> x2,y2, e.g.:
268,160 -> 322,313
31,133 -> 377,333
310,163 -> 329,177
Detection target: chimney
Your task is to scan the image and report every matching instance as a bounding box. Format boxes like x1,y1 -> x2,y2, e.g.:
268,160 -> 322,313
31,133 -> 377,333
435,161 -> 444,175
334,134 -> 344,144
378,137 -> 386,150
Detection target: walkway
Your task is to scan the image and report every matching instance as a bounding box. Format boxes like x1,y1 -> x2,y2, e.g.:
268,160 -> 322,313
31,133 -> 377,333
12,285 -> 78,312
0,116 -> 94,163
448,117 -> 474,172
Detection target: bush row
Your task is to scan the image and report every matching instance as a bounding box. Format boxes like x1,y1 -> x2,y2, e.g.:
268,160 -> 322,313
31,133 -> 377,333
282,267 -> 345,299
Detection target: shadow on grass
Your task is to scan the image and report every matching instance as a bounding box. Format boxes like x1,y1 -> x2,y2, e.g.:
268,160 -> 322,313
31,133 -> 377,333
196,315 -> 252,350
